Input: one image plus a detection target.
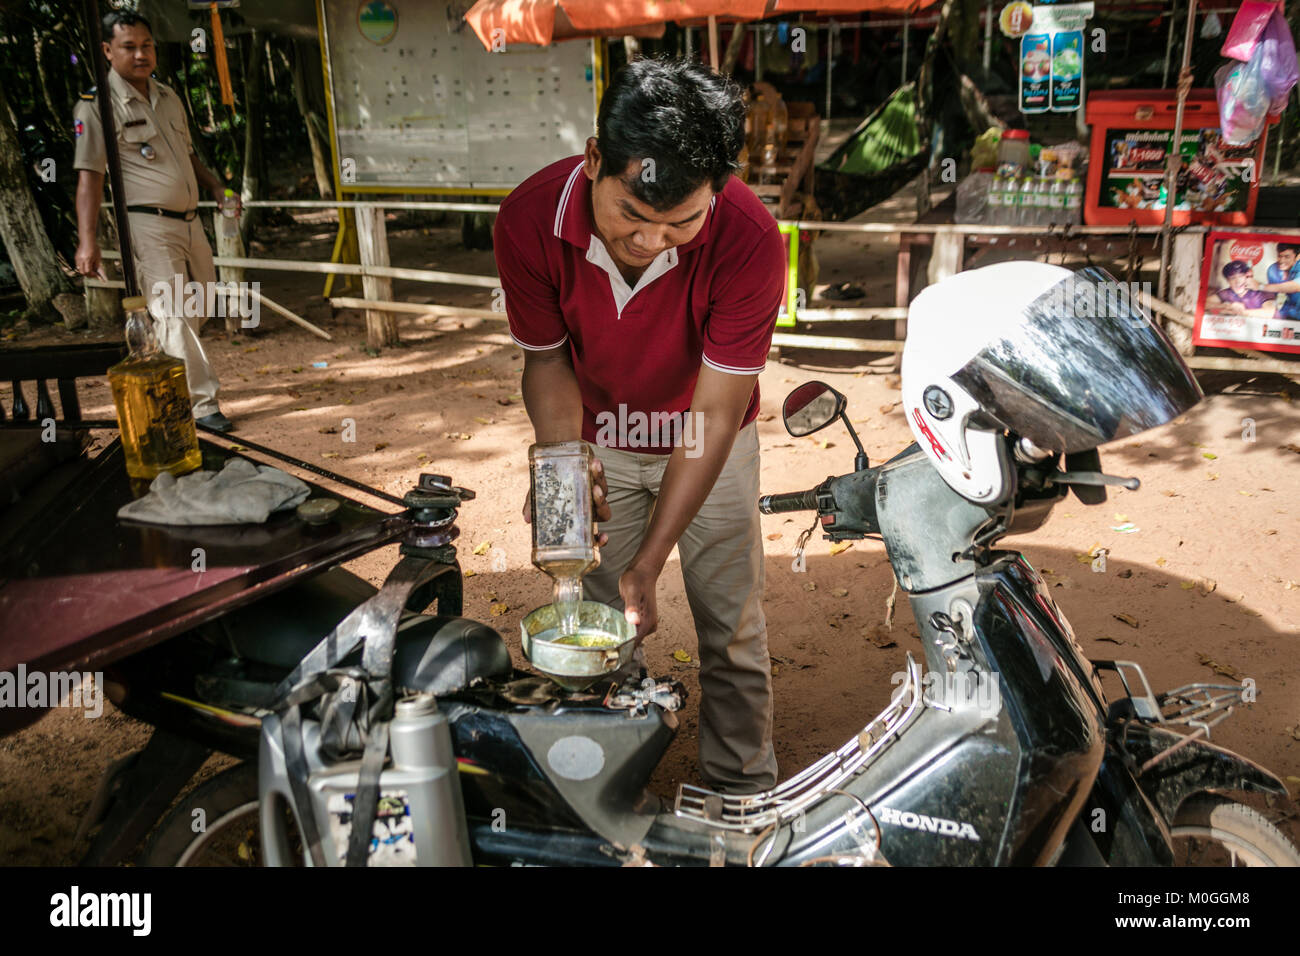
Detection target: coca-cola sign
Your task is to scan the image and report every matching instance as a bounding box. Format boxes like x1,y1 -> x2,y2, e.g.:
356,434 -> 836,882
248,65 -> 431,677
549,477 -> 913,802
1228,240 -> 1264,265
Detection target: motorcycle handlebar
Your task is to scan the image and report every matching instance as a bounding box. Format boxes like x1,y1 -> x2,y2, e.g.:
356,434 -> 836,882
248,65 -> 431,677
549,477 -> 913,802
758,488 -> 820,515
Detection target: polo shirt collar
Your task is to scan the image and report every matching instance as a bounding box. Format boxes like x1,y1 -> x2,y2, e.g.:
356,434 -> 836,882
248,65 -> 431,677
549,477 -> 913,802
553,158 -> 717,254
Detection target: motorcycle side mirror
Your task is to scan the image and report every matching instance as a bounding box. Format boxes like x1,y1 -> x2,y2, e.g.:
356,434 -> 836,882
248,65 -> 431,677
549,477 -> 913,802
783,381 -> 847,437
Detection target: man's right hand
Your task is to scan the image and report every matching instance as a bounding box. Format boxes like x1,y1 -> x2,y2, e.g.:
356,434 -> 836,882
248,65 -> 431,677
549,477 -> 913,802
522,455 -> 610,547
75,240 -> 105,280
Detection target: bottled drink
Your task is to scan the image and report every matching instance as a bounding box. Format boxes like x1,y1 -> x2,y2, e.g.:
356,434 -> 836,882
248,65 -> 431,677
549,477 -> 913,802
107,296 -> 202,480
1033,176 -> 1053,226
221,187 -> 239,239
987,173 -> 1006,225
1065,177 -> 1083,224
1048,171 -> 1068,225
1017,175 -> 1037,227
529,441 -> 600,639
956,170 -> 993,224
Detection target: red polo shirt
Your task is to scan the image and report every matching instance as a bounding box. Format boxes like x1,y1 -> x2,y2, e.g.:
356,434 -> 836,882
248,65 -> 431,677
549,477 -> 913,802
494,156 -> 785,453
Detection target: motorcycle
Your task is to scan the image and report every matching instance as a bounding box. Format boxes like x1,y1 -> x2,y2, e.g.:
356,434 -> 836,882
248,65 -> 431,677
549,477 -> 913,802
90,383 -> 1297,867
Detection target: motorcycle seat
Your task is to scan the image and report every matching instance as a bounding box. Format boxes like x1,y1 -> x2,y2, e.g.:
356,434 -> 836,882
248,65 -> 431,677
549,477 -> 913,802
204,567 -> 512,694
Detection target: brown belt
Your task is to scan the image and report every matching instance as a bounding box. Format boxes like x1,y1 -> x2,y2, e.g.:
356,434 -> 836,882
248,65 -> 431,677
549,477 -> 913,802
126,205 -> 197,221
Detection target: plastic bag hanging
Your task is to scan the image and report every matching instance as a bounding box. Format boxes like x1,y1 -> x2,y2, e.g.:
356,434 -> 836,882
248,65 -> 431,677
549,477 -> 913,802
1215,54 -> 1271,145
1259,9 -> 1299,114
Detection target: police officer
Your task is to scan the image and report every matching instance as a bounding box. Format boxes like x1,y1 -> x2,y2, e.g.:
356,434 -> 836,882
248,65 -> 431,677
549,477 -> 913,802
74,10 -> 235,432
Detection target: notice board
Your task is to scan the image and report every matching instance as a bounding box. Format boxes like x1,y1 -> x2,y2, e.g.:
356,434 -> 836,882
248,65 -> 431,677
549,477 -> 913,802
319,0 -> 597,191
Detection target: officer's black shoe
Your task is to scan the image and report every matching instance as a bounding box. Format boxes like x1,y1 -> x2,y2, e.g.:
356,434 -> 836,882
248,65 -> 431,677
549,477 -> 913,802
195,410 -> 235,433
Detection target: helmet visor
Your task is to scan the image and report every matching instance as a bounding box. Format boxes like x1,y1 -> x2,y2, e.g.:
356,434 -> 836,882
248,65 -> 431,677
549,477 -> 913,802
950,267 -> 1203,453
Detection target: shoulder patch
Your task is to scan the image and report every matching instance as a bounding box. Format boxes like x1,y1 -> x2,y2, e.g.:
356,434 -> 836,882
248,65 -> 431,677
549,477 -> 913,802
80,87 -> 97,100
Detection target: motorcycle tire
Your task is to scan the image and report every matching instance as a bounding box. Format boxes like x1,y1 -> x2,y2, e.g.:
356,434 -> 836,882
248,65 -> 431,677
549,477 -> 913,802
1170,795 -> 1300,867
140,763 -> 270,867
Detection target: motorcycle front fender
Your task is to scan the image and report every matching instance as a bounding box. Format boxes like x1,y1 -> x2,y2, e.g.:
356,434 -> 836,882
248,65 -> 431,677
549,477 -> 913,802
1118,722 -> 1293,825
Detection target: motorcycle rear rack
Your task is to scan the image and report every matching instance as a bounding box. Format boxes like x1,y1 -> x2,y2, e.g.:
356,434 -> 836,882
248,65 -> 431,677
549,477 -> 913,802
1093,659 -> 1245,734
673,654 -> 923,833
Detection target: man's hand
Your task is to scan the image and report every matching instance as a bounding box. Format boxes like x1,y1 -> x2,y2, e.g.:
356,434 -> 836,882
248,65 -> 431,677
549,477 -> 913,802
75,240 -> 105,280
619,561 -> 660,641
213,187 -> 241,216
521,454 -> 610,547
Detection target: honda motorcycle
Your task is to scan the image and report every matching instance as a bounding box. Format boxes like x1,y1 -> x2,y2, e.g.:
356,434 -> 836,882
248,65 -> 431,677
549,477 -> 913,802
85,264 -> 1296,867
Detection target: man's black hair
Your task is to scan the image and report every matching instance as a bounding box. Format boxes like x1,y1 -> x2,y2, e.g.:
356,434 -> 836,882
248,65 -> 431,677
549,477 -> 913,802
104,10 -> 153,39
1222,259 -> 1250,278
595,57 -> 745,211
1277,243 -> 1300,256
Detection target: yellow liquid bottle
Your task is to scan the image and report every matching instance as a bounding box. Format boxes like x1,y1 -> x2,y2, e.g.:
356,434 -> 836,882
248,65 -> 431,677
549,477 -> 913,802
108,296 -> 202,480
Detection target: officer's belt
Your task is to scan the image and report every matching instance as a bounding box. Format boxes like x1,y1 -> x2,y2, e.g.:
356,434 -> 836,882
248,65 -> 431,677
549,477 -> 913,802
126,205 -> 198,222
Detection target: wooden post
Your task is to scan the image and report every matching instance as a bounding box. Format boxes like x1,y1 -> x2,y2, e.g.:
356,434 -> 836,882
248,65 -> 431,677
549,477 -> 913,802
1167,231 -> 1201,357
707,16 -> 720,71
928,228 -> 964,286
214,210 -> 247,334
86,206 -> 122,332
355,203 -> 398,350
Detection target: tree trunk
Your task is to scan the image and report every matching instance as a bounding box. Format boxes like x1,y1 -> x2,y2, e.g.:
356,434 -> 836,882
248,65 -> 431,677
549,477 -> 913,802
239,30 -> 266,245
720,22 -> 747,76
0,81 -> 72,321
290,38 -> 335,200
913,0 -> 959,218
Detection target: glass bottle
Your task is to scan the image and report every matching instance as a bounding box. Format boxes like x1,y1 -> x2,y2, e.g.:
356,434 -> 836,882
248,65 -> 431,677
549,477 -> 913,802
107,296 -> 202,480
528,441 -> 600,639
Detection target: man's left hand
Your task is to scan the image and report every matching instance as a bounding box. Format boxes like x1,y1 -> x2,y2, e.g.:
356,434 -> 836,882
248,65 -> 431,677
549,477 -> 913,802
212,188 -> 241,216
619,562 -> 659,641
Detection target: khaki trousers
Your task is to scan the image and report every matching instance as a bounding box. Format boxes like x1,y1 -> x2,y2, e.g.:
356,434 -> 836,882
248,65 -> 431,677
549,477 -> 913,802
131,212 -> 222,418
585,422 -> 777,793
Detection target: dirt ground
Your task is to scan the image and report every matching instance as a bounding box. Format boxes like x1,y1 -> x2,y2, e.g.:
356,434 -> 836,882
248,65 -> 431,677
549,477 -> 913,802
1,209 -> 1298,865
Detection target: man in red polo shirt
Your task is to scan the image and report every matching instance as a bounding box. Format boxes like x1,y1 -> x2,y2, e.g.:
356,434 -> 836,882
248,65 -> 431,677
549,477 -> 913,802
494,58 -> 785,793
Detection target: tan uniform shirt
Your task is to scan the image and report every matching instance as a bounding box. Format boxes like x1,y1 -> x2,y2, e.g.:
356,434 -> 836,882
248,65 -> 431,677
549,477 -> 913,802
73,68 -> 199,212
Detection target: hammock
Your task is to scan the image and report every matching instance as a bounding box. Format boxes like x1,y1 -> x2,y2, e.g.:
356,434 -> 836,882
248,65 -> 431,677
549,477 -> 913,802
815,82 -> 928,222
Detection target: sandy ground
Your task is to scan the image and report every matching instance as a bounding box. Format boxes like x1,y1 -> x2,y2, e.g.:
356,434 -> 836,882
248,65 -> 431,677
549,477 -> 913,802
1,211 -> 1298,865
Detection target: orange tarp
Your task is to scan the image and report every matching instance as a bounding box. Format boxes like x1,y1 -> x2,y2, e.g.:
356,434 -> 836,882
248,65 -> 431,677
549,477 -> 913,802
465,0 -> 769,50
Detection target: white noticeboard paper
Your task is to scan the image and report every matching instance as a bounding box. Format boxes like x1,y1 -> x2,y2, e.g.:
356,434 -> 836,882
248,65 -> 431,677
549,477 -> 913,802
321,0 -> 597,190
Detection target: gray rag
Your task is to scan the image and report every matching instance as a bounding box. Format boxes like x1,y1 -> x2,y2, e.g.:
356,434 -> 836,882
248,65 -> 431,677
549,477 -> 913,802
117,457 -> 312,525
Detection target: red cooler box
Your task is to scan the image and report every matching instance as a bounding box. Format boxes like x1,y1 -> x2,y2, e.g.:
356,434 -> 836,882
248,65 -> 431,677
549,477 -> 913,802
1084,90 -> 1277,227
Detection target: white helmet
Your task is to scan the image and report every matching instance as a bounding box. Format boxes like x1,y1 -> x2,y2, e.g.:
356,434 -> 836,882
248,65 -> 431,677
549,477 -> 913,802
901,262 -> 1201,506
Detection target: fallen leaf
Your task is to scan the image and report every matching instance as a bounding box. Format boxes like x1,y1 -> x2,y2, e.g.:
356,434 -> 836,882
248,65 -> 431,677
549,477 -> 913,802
291,365 -> 304,374
1161,490 -> 1179,497
766,532 -> 782,540
473,416 -> 493,425
1180,581 -> 1197,590
464,569 -> 476,577
1096,636 -> 1125,645
803,582 -> 817,592
866,626 -> 897,649
1280,443 -> 1300,455
1198,653 -> 1243,680
1117,568 -> 1133,578
1206,472 -> 1220,481
373,442 -> 388,451
1237,490 -> 1253,497
508,394 -> 523,401
1155,557 -> 1168,567
1040,568 -> 1055,575
1265,529 -> 1278,535
817,440 -> 835,449
1285,580 -> 1298,590
1200,579 -> 1217,595
758,413 -> 776,422
1286,727 -> 1300,741
672,649 -> 692,663
1113,613 -> 1139,628
832,588 -> 849,597
490,603 -> 509,617
321,451 -> 340,459
1114,513 -> 1129,522
318,425 -> 338,434
829,541 -> 853,556
496,396 -> 516,406
242,345 -> 260,353
473,541 -> 491,556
